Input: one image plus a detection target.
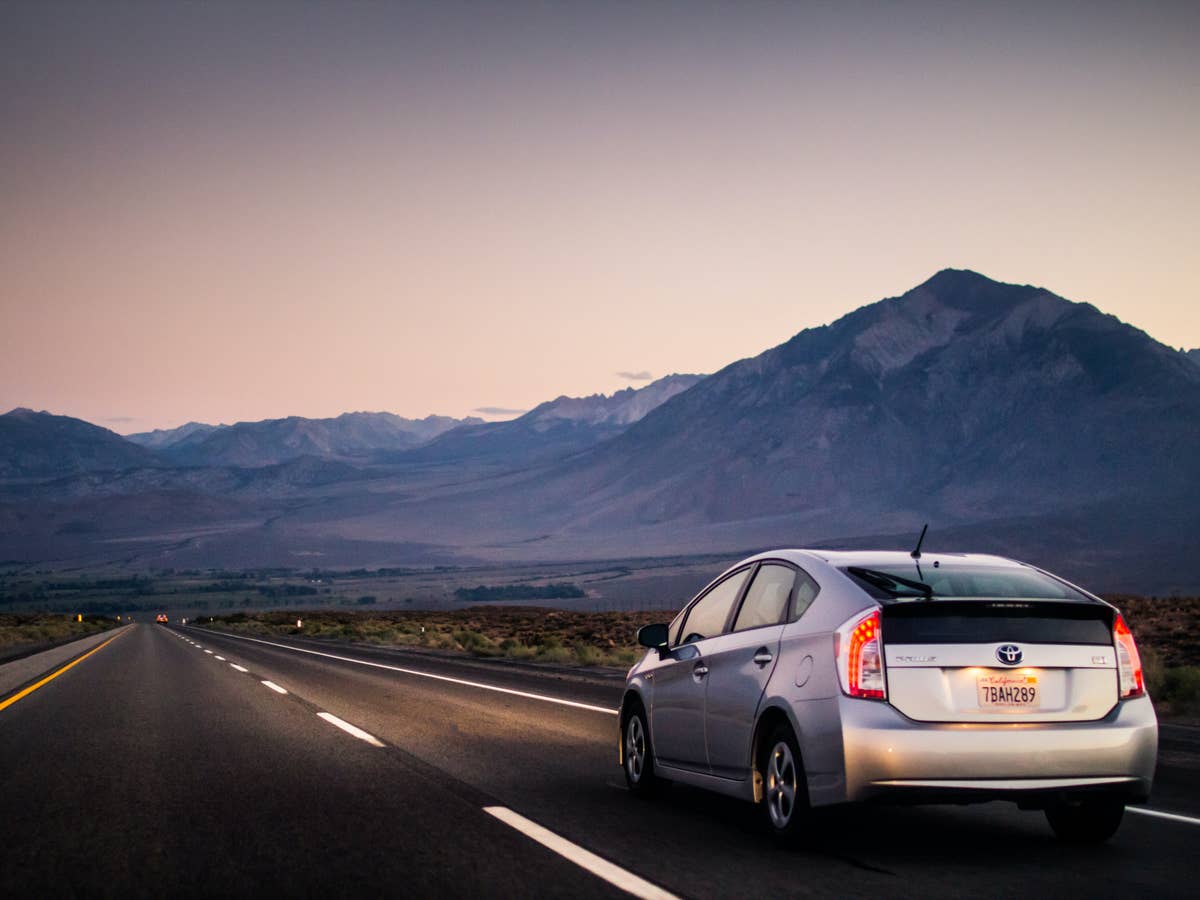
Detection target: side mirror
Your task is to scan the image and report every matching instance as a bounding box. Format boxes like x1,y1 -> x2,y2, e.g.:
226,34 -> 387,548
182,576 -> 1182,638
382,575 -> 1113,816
637,623 -> 669,652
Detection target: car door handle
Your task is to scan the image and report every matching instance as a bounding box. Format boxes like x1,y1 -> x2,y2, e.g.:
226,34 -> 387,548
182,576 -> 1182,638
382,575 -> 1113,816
753,647 -> 773,667
693,662 -> 709,679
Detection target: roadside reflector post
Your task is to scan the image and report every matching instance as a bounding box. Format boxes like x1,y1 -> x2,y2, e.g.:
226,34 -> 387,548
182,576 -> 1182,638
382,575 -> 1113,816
297,618 -> 303,629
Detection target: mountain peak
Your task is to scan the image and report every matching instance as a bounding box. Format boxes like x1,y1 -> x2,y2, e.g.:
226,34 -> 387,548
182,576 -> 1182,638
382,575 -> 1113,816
526,373 -> 704,428
0,408 -> 159,478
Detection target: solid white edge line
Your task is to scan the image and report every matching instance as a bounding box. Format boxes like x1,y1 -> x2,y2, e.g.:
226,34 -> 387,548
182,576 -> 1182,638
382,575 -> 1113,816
183,629 -> 617,716
261,680 -> 288,695
317,711 -> 385,748
484,806 -> 677,900
1128,807 -> 1200,826
229,664 -> 248,673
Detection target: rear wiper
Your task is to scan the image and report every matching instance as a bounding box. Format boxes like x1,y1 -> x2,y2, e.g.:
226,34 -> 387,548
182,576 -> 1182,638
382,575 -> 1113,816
847,566 -> 934,599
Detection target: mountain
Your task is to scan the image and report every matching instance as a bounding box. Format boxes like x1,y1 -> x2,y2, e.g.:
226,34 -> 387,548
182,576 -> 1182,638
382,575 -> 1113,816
527,269 -> 1200,531
1186,348 -> 1200,367
554,268 -> 1200,530
126,421 -> 223,450
401,374 -> 703,466
3,270 -> 1199,591
524,374 -> 705,428
334,269 -> 1200,588
162,411 -> 482,467
0,408 -> 161,479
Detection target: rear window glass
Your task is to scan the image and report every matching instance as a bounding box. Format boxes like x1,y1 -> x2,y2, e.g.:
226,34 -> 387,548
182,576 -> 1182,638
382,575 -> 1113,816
843,565 -> 1091,602
883,601 -> 1113,645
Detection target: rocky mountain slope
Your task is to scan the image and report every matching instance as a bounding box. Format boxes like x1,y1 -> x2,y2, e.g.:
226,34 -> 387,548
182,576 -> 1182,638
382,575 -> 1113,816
125,421 -> 223,450
0,409 -> 162,479
400,374 -> 703,466
160,411 -> 481,467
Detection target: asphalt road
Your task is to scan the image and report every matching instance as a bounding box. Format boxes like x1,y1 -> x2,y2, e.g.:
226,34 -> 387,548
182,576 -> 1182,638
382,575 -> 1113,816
1,623 -> 1198,899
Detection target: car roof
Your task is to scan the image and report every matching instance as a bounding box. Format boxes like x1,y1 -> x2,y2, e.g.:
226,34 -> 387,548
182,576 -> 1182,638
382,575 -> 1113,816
750,549 -> 1026,569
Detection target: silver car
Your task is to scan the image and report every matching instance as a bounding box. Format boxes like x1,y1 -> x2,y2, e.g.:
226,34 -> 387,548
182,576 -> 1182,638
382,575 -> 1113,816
619,549 -> 1157,842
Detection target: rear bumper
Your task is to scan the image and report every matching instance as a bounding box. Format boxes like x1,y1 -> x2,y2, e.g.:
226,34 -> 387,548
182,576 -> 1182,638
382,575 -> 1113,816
836,694 -> 1158,806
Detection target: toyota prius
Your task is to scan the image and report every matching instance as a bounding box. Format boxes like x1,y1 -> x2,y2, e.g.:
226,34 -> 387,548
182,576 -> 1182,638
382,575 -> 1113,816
619,550 -> 1157,842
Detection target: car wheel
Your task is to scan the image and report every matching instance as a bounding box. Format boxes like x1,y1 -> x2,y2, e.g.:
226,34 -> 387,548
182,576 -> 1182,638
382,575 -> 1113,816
623,703 -> 661,795
761,724 -> 809,840
1044,798 -> 1125,843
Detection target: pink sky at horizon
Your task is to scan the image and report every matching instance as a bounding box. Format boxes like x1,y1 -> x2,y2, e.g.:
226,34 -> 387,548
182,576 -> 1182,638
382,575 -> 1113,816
2,1 -> 1197,433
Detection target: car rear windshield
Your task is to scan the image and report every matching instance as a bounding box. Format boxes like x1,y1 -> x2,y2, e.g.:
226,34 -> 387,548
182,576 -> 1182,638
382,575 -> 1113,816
842,565 -> 1092,603
882,600 -> 1114,645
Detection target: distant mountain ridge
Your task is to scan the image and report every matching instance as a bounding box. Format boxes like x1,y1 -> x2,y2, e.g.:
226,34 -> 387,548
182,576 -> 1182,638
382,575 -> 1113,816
2,269 -> 1198,592
524,374 -> 704,429
0,408 -> 161,479
402,374 -> 703,465
160,411 -> 483,467
126,421 -> 223,450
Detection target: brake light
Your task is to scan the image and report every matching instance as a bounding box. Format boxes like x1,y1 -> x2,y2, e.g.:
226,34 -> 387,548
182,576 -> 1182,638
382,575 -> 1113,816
1113,614 -> 1144,699
835,609 -> 886,700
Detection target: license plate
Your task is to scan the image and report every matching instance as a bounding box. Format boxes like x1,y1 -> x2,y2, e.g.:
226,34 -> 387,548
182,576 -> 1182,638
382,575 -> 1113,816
977,672 -> 1040,707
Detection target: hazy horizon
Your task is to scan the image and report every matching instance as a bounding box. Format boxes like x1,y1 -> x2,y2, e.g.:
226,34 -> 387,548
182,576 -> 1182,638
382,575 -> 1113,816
3,1 -> 1198,432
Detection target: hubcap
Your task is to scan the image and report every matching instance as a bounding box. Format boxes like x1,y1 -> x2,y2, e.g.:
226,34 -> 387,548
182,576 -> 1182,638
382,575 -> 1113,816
765,740 -> 798,829
625,716 -> 646,782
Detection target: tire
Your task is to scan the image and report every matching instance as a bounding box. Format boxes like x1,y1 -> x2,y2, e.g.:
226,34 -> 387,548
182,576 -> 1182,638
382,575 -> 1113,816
622,703 -> 661,796
1045,798 -> 1125,843
760,724 -> 810,841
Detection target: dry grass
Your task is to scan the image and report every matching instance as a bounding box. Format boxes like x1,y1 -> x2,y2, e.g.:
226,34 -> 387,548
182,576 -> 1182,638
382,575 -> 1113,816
0,613 -> 117,650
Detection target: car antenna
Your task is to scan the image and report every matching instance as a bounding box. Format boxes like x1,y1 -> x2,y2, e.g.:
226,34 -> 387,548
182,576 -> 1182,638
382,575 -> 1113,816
910,523 -> 928,560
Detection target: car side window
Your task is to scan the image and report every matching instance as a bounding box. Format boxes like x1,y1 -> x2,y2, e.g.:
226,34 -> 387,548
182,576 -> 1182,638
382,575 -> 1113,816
733,563 -> 795,632
791,568 -> 820,620
677,568 -> 751,645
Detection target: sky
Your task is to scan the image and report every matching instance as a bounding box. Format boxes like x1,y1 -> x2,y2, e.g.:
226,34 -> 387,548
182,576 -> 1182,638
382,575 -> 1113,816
1,0 -> 1197,432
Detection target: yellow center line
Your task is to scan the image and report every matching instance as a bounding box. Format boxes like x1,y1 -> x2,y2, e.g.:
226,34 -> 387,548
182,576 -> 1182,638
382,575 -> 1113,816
0,627 -> 129,714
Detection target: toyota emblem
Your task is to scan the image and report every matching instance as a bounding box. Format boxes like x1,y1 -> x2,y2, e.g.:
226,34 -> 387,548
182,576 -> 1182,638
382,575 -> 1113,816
996,644 -> 1023,666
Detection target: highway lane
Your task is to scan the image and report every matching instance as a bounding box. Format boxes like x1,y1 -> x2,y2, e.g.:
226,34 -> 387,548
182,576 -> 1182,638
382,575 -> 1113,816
0,624 -> 639,899
3,622 -> 1198,898
171,624 -> 1200,899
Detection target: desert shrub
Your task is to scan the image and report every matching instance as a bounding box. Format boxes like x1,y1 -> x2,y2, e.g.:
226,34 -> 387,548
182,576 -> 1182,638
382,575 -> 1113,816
1162,666 -> 1200,714
537,645 -> 572,664
573,643 -> 601,665
1142,645 -> 1167,697
609,647 -> 641,667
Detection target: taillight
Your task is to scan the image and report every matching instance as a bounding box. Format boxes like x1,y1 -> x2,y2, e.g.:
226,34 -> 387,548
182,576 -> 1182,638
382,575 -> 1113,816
835,608 -> 886,700
1113,614 -> 1144,699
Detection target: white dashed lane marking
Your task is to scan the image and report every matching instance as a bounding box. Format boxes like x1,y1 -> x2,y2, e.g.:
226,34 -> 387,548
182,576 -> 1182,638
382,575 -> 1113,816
261,680 -> 288,695
185,629 -> 616,715
316,712 -> 385,748
484,806 -> 678,900
1129,807 -> 1200,827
